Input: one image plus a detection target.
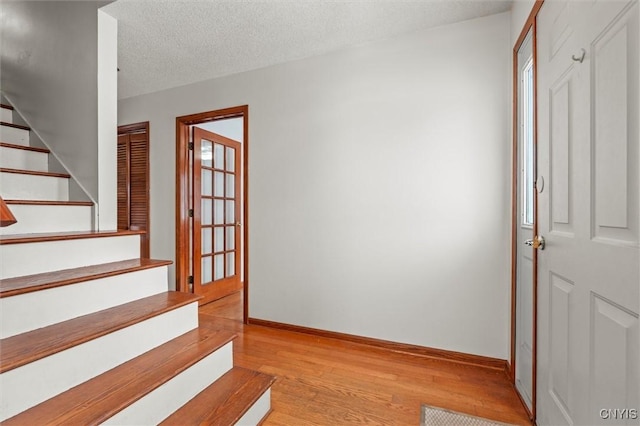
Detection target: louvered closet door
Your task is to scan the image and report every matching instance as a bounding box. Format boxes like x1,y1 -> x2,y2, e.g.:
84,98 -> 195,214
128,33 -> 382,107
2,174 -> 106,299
117,125 -> 150,258
117,135 -> 130,231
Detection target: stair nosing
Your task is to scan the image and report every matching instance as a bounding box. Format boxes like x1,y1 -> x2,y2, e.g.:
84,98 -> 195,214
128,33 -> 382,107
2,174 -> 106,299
3,200 -> 93,207
0,121 -> 30,131
0,142 -> 49,153
0,258 -> 173,298
1,104 -> 15,111
160,366 -> 276,426
2,323 -> 236,425
0,230 -> 145,245
0,167 -> 70,178
0,291 -> 203,374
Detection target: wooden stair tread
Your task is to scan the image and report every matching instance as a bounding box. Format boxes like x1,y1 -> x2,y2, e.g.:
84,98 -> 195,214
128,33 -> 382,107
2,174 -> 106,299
1,104 -> 14,110
0,258 -> 172,298
2,321 -> 235,425
0,291 -> 201,373
0,229 -> 145,245
0,121 -> 29,131
161,367 -> 276,426
3,199 -> 93,206
0,142 -> 49,153
0,167 -> 69,178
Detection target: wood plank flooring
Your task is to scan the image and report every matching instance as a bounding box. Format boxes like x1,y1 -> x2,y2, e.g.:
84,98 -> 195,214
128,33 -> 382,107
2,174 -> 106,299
200,292 -> 531,425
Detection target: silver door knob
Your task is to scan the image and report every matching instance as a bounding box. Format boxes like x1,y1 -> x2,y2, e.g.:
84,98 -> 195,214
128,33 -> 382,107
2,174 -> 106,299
525,235 -> 545,250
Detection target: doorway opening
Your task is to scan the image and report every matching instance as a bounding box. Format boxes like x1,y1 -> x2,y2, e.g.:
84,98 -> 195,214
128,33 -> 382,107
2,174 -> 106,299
176,106 -> 248,321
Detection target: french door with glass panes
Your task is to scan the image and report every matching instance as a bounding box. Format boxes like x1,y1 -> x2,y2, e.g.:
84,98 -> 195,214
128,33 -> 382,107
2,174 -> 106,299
193,127 -> 242,304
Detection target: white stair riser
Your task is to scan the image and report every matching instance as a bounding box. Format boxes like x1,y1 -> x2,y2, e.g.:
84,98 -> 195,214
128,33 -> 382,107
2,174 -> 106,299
0,126 -> 29,146
0,147 -> 48,172
0,108 -> 13,123
236,388 -> 272,426
0,204 -> 93,235
0,172 -> 69,201
0,235 -> 140,279
0,302 -> 199,421
0,266 -> 169,339
104,343 -> 234,425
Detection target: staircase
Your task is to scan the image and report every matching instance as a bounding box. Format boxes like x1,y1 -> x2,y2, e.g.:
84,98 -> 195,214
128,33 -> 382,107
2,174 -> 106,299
0,102 -> 274,425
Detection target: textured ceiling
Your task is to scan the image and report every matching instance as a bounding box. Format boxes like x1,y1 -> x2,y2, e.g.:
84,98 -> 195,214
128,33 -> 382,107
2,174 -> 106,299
102,0 -> 513,100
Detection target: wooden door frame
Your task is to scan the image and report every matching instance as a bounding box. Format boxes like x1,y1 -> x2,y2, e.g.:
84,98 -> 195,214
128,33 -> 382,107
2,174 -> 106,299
117,121 -> 150,258
176,105 -> 249,323
510,1 -> 544,422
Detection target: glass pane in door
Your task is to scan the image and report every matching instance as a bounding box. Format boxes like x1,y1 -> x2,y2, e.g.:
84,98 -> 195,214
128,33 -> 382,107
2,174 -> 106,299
214,143 -> 224,169
214,227 -> 224,252
202,256 -> 212,283
202,140 -> 212,167
226,226 -> 234,250
226,253 -> 235,277
226,147 -> 235,172
214,254 -> 224,280
202,228 -> 212,254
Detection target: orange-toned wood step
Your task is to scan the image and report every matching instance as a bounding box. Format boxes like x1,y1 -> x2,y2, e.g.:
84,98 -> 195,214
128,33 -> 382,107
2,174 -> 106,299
0,121 -> 29,131
160,366 -> 276,426
0,291 -> 201,374
0,229 -> 145,245
0,258 -> 172,298
0,167 -> 69,178
0,142 -> 49,153
2,321 -> 235,425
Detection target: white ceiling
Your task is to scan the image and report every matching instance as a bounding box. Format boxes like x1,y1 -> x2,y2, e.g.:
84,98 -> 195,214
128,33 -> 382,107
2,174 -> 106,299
102,0 -> 513,100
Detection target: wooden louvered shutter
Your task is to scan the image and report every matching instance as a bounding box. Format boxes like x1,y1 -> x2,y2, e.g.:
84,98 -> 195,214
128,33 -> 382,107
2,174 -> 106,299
117,134 -> 130,231
128,132 -> 149,258
117,123 -> 150,258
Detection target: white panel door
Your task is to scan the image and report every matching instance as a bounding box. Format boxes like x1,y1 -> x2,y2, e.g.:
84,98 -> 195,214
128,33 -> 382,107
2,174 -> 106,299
537,1 -> 639,425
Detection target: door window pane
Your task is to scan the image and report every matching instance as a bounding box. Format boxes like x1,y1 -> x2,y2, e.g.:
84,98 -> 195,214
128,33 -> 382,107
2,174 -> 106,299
522,58 -> 535,226
202,256 -> 212,283
214,254 -> 224,280
214,171 -> 224,197
201,140 -> 212,167
226,174 -> 234,198
226,226 -> 234,250
202,199 -> 213,225
226,253 -> 235,277
226,147 -> 235,172
202,169 -> 212,196
214,200 -> 224,225
214,227 -> 224,253
214,143 -> 224,169
226,201 -> 234,224
202,228 -> 212,254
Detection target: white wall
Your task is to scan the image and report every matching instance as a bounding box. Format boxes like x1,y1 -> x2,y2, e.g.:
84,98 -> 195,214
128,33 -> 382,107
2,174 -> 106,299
97,10 -> 118,230
119,12 -> 512,359
0,1 -> 117,229
511,0 -> 536,46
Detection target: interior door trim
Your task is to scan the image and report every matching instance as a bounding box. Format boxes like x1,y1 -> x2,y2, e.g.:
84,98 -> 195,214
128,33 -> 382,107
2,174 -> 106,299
175,105 -> 249,323
510,1 -> 544,422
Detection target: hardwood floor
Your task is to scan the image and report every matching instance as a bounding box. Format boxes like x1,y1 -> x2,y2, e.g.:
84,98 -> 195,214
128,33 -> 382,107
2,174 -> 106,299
200,292 -> 531,425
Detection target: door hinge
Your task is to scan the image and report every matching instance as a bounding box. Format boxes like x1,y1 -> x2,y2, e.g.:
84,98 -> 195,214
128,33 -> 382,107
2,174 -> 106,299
188,142 -> 194,150
188,275 -> 194,284
188,209 -> 194,217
